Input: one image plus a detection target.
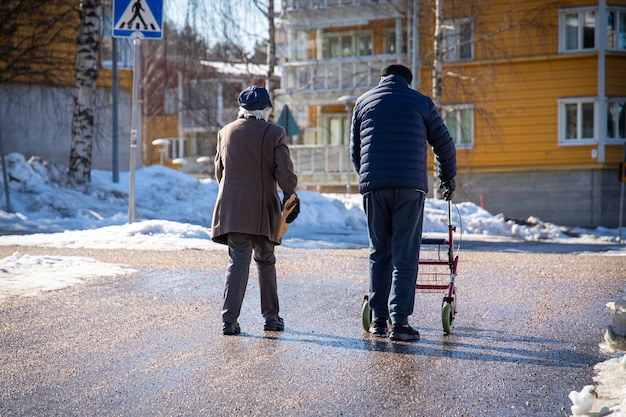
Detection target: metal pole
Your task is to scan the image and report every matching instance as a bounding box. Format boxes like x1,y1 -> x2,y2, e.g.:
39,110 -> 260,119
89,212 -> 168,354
338,95 -> 356,195
128,37 -> 141,224
346,103 -> 353,194
0,119 -> 11,213
618,143 -> 626,242
411,0 -> 419,90
619,180 -> 624,241
112,37 -> 120,183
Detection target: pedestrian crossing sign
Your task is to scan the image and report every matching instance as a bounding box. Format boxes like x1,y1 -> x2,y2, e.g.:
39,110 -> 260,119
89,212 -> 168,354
113,0 -> 162,39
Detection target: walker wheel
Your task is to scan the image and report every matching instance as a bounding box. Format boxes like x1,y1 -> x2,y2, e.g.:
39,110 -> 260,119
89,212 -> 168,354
442,302 -> 453,334
361,295 -> 372,331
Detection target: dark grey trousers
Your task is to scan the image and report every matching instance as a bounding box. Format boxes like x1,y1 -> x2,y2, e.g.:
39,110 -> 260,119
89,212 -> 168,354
363,189 -> 425,326
222,233 -> 279,324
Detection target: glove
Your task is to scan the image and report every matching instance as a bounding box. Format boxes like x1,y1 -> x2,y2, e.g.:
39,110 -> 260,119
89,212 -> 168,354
440,178 -> 456,201
283,194 -> 300,224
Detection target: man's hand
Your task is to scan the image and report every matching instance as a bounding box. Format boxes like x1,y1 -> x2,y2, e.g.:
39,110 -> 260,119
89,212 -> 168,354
440,178 -> 456,201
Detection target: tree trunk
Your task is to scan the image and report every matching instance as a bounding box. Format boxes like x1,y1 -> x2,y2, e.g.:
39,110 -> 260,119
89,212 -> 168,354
432,0 -> 444,199
69,0 -> 101,185
266,0 -> 275,99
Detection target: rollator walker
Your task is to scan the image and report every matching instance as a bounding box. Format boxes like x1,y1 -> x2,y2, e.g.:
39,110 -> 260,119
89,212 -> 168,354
361,199 -> 460,334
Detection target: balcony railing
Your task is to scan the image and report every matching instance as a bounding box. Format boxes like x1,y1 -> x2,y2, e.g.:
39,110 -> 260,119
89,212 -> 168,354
281,56 -> 405,96
290,144 -> 359,188
285,0 -> 402,11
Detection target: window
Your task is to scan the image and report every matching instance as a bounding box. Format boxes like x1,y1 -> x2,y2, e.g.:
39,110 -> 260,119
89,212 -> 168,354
323,113 -> 349,145
608,9 -> 626,50
383,28 -> 407,54
357,33 -> 373,56
100,9 -> 134,69
322,31 -> 373,59
560,9 -> 595,52
295,30 -> 309,60
442,19 -> 473,61
608,99 -> 626,140
168,138 -> 186,159
442,105 -> 474,149
558,99 -> 596,144
164,88 -> 178,115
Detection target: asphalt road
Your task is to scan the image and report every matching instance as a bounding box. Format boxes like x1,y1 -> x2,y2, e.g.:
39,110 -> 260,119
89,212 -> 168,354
0,243 -> 624,417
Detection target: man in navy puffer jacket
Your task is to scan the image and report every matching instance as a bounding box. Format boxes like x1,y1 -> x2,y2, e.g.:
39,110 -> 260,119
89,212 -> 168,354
350,64 -> 456,341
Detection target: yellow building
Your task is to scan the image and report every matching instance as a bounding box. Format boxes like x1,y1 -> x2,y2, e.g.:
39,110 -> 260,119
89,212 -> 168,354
0,0 -> 135,172
277,0 -> 626,227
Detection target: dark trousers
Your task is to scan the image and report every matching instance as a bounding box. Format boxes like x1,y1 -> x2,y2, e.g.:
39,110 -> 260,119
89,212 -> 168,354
363,189 -> 425,326
222,233 -> 279,324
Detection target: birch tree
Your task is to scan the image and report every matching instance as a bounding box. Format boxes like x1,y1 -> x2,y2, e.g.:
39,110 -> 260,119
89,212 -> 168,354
432,0 -> 444,199
252,0 -> 276,97
68,0 -> 102,184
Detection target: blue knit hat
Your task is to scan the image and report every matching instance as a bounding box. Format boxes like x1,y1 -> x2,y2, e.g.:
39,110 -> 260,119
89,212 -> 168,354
238,86 -> 272,110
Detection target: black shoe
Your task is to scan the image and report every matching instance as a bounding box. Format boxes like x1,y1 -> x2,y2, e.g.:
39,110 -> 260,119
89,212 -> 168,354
389,324 -> 420,341
223,322 -> 241,336
368,318 -> 389,337
263,316 -> 285,331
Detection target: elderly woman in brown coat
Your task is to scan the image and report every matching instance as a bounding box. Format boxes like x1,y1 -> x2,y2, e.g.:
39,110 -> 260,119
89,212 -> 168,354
212,85 -> 299,336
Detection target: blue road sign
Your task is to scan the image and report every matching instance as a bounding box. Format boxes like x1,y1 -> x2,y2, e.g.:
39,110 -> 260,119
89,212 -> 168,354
113,0 -> 163,39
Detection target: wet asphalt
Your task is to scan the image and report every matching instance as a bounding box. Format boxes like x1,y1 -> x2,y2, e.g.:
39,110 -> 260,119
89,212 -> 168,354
0,242 -> 624,417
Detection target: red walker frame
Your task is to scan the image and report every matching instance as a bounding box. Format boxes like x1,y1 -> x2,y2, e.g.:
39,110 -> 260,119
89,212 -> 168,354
361,200 -> 460,334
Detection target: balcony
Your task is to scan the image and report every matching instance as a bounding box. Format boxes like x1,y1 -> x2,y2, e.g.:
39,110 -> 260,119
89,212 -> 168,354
279,55 -> 407,104
290,144 -> 359,188
282,0 -> 406,30
284,0 -> 406,15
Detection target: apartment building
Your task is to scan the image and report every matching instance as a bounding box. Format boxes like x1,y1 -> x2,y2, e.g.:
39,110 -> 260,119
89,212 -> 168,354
276,0 -> 626,227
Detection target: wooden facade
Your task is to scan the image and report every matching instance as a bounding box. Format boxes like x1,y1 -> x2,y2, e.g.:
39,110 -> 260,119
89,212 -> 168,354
1,0 -> 135,171
278,0 -> 626,227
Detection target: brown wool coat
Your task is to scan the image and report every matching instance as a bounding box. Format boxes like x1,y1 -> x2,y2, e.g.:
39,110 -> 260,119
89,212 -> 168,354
211,117 -> 298,245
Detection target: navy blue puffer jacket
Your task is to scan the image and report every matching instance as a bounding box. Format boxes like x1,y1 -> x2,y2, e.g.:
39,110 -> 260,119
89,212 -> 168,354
350,74 -> 457,194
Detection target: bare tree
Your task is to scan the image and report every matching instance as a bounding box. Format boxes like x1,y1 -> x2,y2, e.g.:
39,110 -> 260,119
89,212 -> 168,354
251,0 -> 276,97
431,0 -> 445,199
68,0 -> 102,184
0,0 -> 77,85
425,0 -> 559,196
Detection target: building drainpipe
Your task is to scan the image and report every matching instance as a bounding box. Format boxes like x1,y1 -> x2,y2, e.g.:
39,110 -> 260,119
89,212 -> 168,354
597,0 -> 607,164
411,0 -> 419,90
178,70 -> 184,159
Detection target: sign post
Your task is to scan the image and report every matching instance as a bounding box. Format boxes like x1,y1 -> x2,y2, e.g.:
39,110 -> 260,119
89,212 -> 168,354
112,0 -> 162,223
617,125 -> 626,240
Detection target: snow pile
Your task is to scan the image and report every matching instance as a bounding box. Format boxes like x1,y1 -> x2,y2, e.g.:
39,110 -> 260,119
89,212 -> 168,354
0,152 -> 621,247
0,252 -> 135,301
592,354 -> 626,417
569,385 -> 597,416
606,297 -> 626,352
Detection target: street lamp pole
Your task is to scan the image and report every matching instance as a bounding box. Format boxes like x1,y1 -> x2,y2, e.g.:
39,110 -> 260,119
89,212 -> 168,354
338,95 -> 357,194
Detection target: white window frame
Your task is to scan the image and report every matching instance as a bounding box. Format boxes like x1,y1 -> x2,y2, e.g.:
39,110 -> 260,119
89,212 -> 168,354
607,8 -> 626,50
322,30 -> 373,59
559,8 -> 596,53
607,98 -> 626,142
383,27 -> 407,55
321,112 -> 348,145
164,88 -> 178,115
442,104 -> 474,149
558,97 -> 597,145
442,18 -> 474,62
294,30 -> 309,60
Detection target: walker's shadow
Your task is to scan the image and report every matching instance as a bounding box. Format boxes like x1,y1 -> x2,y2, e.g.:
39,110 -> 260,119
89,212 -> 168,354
245,326 -> 602,368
